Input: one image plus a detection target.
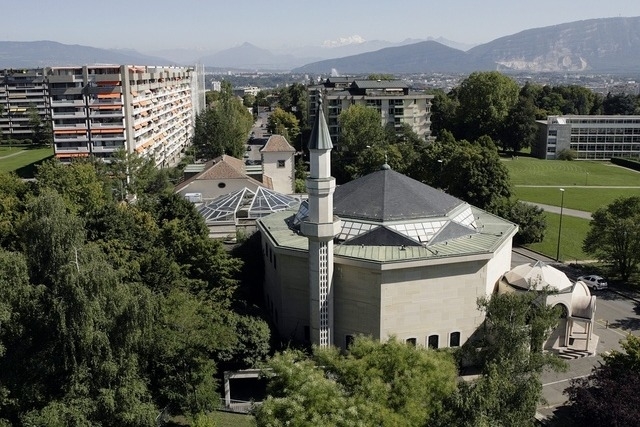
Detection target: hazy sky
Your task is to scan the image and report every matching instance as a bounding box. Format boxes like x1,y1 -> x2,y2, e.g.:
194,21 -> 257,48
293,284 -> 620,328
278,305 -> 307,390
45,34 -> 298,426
3,0 -> 639,53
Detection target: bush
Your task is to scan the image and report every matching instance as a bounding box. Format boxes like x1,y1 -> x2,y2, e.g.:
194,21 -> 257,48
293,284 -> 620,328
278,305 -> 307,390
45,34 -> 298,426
556,148 -> 577,161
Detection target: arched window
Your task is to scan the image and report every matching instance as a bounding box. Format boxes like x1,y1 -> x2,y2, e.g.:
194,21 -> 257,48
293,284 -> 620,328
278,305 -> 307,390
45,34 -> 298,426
427,334 -> 439,349
449,332 -> 461,347
406,338 -> 417,347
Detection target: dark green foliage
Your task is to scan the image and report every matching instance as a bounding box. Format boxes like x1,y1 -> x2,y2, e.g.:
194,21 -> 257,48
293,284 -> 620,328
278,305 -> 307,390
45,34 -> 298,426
583,196 -> 640,281
0,159 -> 269,425
556,148 -> 577,160
492,199 -> 546,245
564,335 -> 640,426
500,96 -> 539,153
602,92 -> 639,115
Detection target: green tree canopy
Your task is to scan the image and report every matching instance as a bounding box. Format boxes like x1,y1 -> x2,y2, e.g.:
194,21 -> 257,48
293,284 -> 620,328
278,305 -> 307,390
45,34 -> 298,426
456,71 -> 520,142
583,196 -> 640,281
255,336 -> 457,426
266,107 -> 300,143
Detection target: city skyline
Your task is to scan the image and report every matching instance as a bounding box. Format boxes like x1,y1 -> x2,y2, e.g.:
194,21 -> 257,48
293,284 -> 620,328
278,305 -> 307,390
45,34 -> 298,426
2,0 -> 639,54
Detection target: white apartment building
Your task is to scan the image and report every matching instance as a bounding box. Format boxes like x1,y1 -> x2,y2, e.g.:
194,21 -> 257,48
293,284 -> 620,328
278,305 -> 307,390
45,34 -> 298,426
535,115 -> 640,160
48,64 -> 204,166
308,78 -> 434,146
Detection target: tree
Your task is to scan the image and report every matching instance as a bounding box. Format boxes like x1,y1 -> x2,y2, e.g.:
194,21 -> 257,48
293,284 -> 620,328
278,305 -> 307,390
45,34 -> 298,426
27,105 -> 52,146
456,71 -> 519,142
429,89 -> 460,139
603,92 -> 639,115
192,81 -> 253,160
493,199 -> 546,245
500,96 -> 539,153
255,336 -> 457,426
564,335 -> 640,426
266,107 -> 300,143
583,196 -> 640,281
436,291 -> 565,427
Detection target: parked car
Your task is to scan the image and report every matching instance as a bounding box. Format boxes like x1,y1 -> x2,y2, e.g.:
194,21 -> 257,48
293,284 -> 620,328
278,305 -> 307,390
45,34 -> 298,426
577,275 -> 608,290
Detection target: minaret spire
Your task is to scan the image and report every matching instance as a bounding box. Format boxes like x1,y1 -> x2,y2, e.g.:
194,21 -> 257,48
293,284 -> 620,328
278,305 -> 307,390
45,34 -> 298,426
301,98 -> 339,347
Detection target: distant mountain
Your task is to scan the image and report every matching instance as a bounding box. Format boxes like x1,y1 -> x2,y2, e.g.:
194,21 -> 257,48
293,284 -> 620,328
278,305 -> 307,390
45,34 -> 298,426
467,17 -> 640,73
197,42 -> 317,70
0,41 -> 172,68
148,47 -> 218,65
292,41 -> 492,74
294,17 -> 640,75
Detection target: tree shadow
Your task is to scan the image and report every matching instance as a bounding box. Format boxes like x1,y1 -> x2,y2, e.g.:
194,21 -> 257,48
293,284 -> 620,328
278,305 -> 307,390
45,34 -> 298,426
609,316 -> 640,332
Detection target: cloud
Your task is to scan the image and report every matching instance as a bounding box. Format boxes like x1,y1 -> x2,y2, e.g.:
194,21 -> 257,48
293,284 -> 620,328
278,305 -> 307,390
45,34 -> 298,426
321,35 -> 366,48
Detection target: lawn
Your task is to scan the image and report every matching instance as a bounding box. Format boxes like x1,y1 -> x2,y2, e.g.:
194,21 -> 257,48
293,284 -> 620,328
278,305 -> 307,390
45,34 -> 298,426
0,146 -> 53,175
524,212 -> 591,262
504,157 -> 640,187
501,157 -> 639,261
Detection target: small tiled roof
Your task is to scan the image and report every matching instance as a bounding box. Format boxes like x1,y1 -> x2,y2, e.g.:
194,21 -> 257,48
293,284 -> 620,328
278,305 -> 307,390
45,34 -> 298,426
261,135 -> 295,152
175,155 -> 262,192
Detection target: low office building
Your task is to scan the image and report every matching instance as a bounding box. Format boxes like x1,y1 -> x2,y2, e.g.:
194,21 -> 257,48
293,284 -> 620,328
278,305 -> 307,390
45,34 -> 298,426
534,115 -> 640,160
308,78 -> 434,146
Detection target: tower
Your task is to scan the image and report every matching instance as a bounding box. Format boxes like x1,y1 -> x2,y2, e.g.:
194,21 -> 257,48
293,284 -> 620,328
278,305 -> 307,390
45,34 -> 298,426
301,99 -> 339,347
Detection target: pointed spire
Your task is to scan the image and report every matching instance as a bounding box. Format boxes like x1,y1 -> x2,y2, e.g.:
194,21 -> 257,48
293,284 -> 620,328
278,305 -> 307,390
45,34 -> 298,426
308,97 -> 333,150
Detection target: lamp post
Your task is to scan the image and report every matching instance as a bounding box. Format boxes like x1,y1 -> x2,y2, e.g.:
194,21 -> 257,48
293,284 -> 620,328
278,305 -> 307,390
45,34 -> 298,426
556,188 -> 565,261
437,159 -> 443,188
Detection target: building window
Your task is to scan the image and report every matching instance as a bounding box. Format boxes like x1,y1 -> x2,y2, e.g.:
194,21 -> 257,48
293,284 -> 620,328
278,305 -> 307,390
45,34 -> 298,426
406,338 -> 417,347
304,326 -> 310,341
427,334 -> 439,349
277,160 -> 286,168
449,332 -> 461,347
345,334 -> 354,349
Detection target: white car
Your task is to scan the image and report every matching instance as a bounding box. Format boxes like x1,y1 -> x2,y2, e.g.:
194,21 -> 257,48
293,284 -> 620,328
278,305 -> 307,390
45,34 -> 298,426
577,275 -> 608,290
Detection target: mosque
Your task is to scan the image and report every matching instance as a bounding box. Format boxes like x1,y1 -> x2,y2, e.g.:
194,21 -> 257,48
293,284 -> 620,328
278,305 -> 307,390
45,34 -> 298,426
256,102 -> 596,353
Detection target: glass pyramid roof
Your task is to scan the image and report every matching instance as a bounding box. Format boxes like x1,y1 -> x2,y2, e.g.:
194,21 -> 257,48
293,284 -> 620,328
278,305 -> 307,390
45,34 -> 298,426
198,187 -> 300,222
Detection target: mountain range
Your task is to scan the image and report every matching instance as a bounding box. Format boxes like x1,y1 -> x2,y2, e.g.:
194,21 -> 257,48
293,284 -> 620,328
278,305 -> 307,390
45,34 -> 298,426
1,17 -> 640,74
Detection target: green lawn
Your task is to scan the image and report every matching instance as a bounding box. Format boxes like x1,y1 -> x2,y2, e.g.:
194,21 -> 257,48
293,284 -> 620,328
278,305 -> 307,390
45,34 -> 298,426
0,146 -> 53,175
524,212 -> 591,262
504,157 -> 640,187
501,157 -> 640,260
513,187 -> 640,213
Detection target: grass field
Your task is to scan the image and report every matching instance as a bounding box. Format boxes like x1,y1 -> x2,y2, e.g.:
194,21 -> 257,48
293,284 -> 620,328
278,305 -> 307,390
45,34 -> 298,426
526,212 -> 591,262
502,157 -> 640,260
0,146 -> 53,175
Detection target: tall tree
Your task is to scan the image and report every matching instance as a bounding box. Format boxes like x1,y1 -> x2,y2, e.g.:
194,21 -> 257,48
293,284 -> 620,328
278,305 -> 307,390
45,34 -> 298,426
192,81 -> 253,160
501,96 -> 539,153
266,107 -> 300,143
602,92 -> 639,115
456,71 -> 519,142
583,196 -> 640,281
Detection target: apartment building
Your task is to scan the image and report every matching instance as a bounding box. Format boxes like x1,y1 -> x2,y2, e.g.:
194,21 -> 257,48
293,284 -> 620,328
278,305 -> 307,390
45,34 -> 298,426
534,115 -> 640,160
48,65 -> 204,166
308,78 -> 434,146
0,69 -> 49,140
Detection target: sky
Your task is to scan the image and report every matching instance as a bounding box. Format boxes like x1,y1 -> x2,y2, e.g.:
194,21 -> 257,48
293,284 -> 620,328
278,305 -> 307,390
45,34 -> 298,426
3,0 -> 640,53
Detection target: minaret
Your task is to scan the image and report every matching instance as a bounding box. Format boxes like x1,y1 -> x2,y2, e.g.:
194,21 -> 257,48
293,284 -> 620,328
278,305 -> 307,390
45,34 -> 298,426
301,98 -> 339,347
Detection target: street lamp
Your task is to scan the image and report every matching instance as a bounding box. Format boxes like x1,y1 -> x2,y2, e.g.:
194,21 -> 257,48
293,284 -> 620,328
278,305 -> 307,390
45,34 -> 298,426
556,188 -> 565,261
437,159 -> 443,188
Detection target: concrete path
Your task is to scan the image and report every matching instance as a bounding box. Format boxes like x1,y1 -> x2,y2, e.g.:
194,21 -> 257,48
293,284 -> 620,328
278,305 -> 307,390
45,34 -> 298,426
522,201 -> 593,220
0,150 -> 25,160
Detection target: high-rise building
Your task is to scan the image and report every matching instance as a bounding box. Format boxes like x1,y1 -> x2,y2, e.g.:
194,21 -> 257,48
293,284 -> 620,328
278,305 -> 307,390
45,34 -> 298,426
0,68 -> 49,141
308,78 -> 434,147
48,65 -> 203,166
